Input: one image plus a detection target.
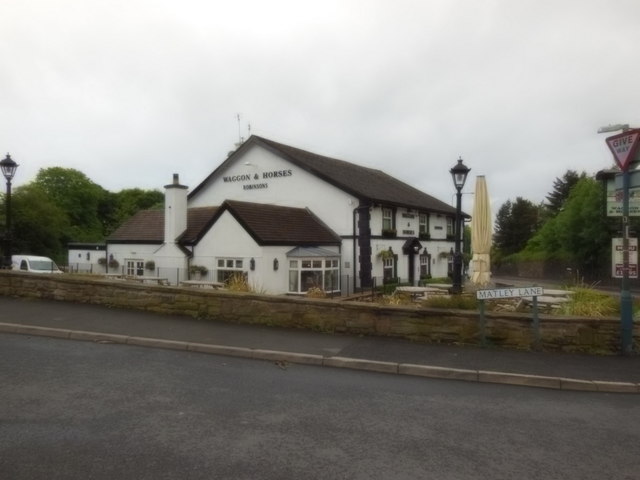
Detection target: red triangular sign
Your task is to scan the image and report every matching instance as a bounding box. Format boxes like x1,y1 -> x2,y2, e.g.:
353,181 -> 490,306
606,129 -> 640,172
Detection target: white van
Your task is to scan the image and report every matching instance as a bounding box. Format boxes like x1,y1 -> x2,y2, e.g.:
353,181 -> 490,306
12,255 -> 63,274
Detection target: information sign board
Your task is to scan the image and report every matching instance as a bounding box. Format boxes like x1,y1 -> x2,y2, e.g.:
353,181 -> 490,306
612,237 -> 638,279
605,175 -> 640,216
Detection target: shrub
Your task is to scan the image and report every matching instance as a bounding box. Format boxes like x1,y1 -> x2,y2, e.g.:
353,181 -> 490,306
226,273 -> 250,292
145,260 -> 155,271
557,288 -> 618,317
306,287 -> 327,298
189,265 -> 208,276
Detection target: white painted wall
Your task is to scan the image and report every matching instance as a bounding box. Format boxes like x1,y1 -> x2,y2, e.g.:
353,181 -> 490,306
164,174 -> 188,243
67,247 -> 106,272
192,211 -> 341,295
189,144 -> 359,235
106,244 -> 162,271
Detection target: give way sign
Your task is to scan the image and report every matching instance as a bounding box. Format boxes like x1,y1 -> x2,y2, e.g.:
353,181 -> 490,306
606,129 -> 640,172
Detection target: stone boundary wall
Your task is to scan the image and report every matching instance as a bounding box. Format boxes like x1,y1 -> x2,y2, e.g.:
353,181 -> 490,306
0,271 -> 637,354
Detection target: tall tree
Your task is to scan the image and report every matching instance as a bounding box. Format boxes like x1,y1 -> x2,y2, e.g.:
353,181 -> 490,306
493,197 -> 542,257
545,170 -> 586,216
33,167 -> 108,242
114,188 -> 163,222
9,184 -> 70,262
523,177 -> 609,275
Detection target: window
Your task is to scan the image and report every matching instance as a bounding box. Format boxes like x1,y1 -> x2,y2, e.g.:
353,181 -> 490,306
420,253 -> 430,278
126,260 -> 144,277
216,258 -> 246,283
419,214 -> 428,235
383,257 -> 394,282
446,217 -> 454,236
288,258 -> 340,294
382,208 -> 393,231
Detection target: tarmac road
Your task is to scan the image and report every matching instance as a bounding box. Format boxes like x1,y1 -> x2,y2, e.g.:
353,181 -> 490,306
2,333 -> 639,480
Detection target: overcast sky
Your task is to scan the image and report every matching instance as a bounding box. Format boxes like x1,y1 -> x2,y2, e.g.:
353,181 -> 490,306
2,0 -> 639,215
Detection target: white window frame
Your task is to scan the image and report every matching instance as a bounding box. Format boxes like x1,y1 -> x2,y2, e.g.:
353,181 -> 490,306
382,208 -> 393,231
288,258 -> 340,294
126,259 -> 144,277
420,253 -> 430,278
446,217 -> 454,236
216,258 -> 245,283
419,214 -> 428,235
383,257 -> 394,282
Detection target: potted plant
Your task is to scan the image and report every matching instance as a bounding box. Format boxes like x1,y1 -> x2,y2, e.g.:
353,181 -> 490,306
189,264 -> 208,279
381,228 -> 397,238
145,260 -> 156,271
377,248 -> 395,260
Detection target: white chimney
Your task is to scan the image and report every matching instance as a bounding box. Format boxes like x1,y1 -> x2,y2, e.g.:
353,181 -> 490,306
164,173 -> 188,243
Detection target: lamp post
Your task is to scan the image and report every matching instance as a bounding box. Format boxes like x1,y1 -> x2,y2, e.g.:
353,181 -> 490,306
1,154 -> 18,269
449,157 -> 470,294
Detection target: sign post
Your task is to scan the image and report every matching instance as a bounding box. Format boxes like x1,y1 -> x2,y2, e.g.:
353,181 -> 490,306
476,286 -> 544,349
605,128 -> 640,355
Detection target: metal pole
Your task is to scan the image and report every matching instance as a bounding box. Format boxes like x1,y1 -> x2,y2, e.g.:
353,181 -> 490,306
4,178 -> 11,268
621,169 -> 633,355
452,188 -> 463,294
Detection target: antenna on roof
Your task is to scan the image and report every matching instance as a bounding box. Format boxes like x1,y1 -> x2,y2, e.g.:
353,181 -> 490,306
228,114 -> 252,157
236,113 -> 244,146
233,113 -> 252,151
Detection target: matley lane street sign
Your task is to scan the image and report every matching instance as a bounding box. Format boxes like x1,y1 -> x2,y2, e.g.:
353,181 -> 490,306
605,128 -> 640,172
476,286 -> 544,300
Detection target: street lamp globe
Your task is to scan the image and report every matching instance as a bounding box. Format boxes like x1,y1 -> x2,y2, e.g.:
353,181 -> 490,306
450,157 -> 470,192
0,154 -> 18,181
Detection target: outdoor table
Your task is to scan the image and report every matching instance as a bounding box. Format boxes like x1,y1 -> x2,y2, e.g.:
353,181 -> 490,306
128,276 -> 170,286
179,280 -> 224,289
102,273 -> 126,280
395,286 -> 444,300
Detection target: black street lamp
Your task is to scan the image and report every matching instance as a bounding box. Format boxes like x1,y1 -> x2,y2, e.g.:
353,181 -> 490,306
1,154 -> 18,269
449,157 -> 470,294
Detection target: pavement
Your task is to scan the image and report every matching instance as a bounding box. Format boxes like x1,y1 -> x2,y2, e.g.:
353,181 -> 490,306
0,295 -> 639,393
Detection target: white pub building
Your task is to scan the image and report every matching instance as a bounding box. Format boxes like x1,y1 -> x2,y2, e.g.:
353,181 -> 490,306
95,136 -> 465,295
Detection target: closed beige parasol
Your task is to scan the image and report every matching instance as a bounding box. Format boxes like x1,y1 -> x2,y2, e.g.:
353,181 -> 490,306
471,176 -> 492,286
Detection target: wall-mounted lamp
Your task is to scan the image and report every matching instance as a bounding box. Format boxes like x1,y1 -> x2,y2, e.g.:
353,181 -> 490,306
250,258 -> 255,271
273,258 -> 279,271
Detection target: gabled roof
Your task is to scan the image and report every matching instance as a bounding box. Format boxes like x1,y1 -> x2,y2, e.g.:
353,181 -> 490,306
218,200 -> 341,246
107,207 -> 218,244
107,201 -> 339,248
190,135 -> 460,215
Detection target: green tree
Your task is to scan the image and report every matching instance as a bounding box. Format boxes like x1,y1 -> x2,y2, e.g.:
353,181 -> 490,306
9,184 -> 70,262
112,188 -> 163,225
522,177 -> 609,276
493,197 -> 542,257
33,167 -> 108,242
545,170 -> 586,217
